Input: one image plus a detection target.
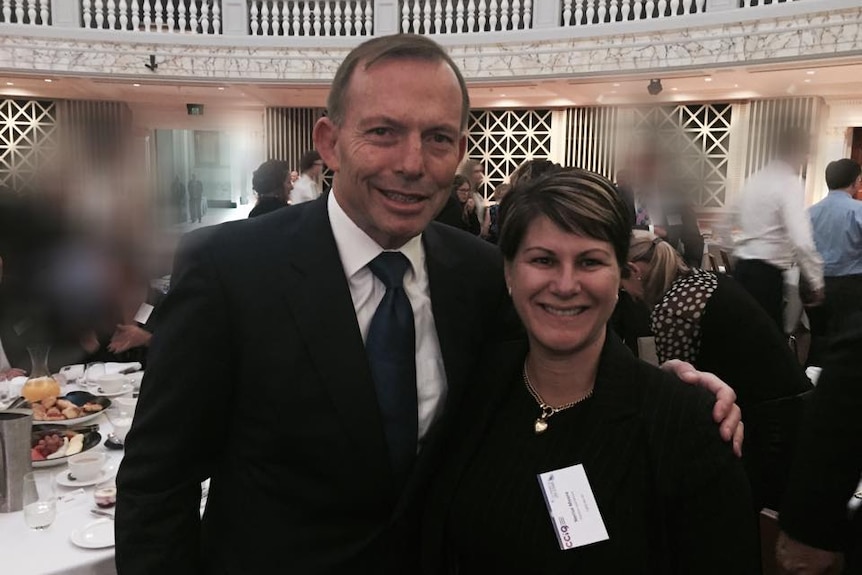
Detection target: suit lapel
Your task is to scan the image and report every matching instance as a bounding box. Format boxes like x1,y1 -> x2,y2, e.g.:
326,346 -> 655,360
271,198 -> 393,496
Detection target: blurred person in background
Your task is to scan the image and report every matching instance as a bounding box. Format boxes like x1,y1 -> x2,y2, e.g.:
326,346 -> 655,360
289,170 -> 299,184
291,150 -> 324,204
806,158 -> 862,365
729,128 -> 824,332
458,158 -> 487,225
0,255 -> 28,380
435,175 -> 481,235
188,173 -> 204,224
480,183 -> 510,244
621,147 -> 704,267
171,175 -> 187,224
777,311 -> 862,575
248,159 -> 291,219
622,230 -> 813,510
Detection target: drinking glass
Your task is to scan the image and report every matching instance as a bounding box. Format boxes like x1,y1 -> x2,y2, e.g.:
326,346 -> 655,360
22,471 -> 56,530
83,362 -> 105,391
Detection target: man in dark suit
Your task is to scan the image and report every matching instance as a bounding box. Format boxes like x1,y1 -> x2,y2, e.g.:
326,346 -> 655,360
777,312 -> 862,574
116,34 -> 742,574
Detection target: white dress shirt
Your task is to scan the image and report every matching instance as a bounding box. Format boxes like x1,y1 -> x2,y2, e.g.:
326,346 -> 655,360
291,174 -> 321,204
731,160 -> 824,290
327,192 -> 447,446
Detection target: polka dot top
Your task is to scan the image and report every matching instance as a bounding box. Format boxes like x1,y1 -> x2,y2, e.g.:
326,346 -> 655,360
650,267 -> 719,365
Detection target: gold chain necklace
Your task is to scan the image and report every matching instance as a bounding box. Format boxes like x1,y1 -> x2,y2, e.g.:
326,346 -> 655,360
523,361 -> 594,435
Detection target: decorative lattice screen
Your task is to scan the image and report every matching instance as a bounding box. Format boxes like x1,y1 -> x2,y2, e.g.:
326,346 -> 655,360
631,103 -> 732,208
466,109 -> 553,200
0,100 -> 58,192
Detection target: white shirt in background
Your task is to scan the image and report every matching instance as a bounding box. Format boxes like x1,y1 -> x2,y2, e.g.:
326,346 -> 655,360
327,192 -> 447,446
731,160 -> 824,290
291,173 -> 321,204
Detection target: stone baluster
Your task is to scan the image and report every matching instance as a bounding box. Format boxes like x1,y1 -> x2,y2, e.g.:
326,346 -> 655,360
333,2 -> 343,36
301,2 -> 310,35
644,0 -> 654,18
38,0 -> 49,25
249,1 -> 259,34
434,0 -> 443,33
477,0 -> 486,31
511,0 -> 521,28
489,0 -> 499,30
598,0 -> 607,22
93,0 -> 103,27
292,2 -> 301,35
422,0 -> 432,34
364,1 -> 373,35
609,0 -> 620,21
212,0 -> 220,33
465,0 -> 475,31
1,0 -> 11,25
620,0 -> 630,20
657,0 -> 666,17
119,0 -> 130,29
177,0 -> 186,31
14,0 -> 23,24
444,0 -> 453,32
400,0 -> 410,32
324,2 -> 333,35
261,1 -> 271,34
27,0 -> 36,25
585,0 -> 595,24
312,1 -> 322,35
522,0 -> 530,27
455,0 -> 464,32
190,0 -> 199,32
343,1 -> 353,34
200,0 -> 211,33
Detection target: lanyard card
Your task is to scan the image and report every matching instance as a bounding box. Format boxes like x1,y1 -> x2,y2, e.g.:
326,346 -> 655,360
537,463 -> 609,551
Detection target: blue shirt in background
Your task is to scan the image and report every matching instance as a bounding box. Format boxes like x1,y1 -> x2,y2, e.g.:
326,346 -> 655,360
808,190 -> 862,277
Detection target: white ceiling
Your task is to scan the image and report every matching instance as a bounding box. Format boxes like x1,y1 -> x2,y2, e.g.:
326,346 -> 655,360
1,56 -> 861,127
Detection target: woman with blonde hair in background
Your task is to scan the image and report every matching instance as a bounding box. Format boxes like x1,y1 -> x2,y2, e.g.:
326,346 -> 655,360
622,229 -> 813,509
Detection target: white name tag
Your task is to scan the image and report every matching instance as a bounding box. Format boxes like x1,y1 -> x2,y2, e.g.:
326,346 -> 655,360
134,303 -> 154,324
666,214 -> 683,226
537,464 -> 609,550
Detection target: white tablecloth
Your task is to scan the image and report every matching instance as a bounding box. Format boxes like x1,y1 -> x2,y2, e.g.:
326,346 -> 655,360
1,386 -> 126,575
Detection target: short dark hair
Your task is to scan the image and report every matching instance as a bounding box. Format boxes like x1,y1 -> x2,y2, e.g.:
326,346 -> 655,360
326,34 -> 470,131
825,158 -> 861,190
507,159 -> 563,190
252,159 -> 289,196
499,168 -> 632,269
299,150 -> 322,173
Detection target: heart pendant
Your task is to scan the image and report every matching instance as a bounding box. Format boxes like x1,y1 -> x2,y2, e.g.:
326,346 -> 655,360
534,418 -> 548,434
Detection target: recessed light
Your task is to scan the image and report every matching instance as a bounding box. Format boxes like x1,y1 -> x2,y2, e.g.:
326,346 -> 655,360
5,82 -> 13,86
804,79 -> 812,83
671,87 -> 678,91
44,78 -> 53,83
806,70 -> 816,75
133,83 -> 141,87
218,87 -> 225,91
500,93 -> 506,97
734,84 -> 739,88
704,77 -> 713,82
613,83 -> 620,87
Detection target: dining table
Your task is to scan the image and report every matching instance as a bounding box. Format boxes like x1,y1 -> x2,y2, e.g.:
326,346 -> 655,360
0,373 -> 139,575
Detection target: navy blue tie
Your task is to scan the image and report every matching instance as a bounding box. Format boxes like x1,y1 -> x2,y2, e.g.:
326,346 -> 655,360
366,252 -> 418,485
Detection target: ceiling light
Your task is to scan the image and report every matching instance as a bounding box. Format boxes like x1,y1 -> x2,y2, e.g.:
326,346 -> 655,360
218,87 -> 225,91
44,78 -> 52,83
704,77 -> 713,82
806,70 -> 816,75
734,84 -> 739,88
500,93 -> 507,97
613,83 -> 620,87
5,82 -> 13,86
133,83 -> 141,87
804,79 -> 812,83
671,87 -> 678,91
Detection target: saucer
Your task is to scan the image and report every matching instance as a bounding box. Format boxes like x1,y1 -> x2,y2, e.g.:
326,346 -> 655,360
56,463 -> 118,488
94,383 -> 133,398
70,518 -> 115,549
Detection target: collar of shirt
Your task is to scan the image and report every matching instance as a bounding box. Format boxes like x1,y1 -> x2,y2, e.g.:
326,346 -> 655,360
327,191 -> 423,282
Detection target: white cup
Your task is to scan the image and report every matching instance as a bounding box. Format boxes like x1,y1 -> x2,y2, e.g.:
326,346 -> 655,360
68,452 -> 106,482
97,374 -> 127,394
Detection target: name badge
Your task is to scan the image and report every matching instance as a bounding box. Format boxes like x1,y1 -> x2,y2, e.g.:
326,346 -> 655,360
666,214 -> 683,226
134,303 -> 154,324
537,464 -> 609,550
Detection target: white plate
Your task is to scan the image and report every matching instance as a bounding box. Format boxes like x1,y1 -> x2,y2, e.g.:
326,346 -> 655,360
56,463 -> 118,488
93,383 -> 134,398
70,518 -> 115,549
32,410 -> 104,426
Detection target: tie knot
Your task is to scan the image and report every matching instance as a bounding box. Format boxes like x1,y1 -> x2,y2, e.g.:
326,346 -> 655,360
368,251 -> 411,289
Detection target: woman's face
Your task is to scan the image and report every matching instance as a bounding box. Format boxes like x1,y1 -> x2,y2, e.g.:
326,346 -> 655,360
455,182 -> 471,204
505,216 -> 621,357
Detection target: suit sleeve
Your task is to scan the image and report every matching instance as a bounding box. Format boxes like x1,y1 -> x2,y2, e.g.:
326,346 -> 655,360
780,314 -> 862,550
664,384 -> 760,573
115,231 -> 234,575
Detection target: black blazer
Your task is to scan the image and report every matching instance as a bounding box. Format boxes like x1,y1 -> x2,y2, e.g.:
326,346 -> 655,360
115,196 -> 516,574
780,312 -> 862,553
422,335 -> 759,574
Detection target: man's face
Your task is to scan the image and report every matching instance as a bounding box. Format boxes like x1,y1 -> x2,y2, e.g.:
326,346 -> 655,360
290,170 -> 299,183
315,57 -> 466,249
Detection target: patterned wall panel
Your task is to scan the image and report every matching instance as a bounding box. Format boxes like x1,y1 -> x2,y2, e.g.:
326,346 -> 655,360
744,97 -> 820,178
631,103 -> 733,208
563,106 -> 619,181
54,100 -> 134,184
0,99 -> 58,192
264,107 -> 334,190
466,108 -> 553,200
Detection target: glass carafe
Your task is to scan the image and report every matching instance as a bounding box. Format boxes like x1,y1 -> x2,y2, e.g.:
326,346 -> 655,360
21,346 -> 60,403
